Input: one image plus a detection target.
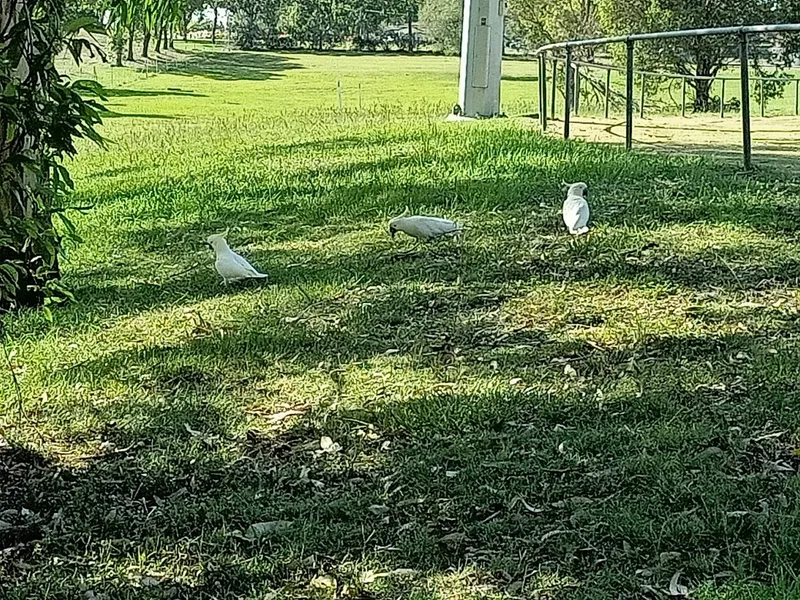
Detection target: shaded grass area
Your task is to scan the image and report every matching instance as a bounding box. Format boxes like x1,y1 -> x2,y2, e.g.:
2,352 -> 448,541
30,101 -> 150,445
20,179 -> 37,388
3,47 -> 800,599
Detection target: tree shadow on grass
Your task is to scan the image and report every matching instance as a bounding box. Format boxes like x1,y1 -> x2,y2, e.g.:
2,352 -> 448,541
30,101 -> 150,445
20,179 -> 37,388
100,88 -> 206,98
77,123 -> 800,236
168,50 -> 303,81
101,110 -> 178,120
6,326 -> 800,598
502,74 -> 539,82
61,206 -> 800,329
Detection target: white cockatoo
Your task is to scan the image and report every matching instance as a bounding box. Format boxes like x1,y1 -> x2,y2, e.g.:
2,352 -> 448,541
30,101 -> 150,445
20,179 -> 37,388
206,230 -> 268,284
388,215 -> 463,243
562,182 -> 590,235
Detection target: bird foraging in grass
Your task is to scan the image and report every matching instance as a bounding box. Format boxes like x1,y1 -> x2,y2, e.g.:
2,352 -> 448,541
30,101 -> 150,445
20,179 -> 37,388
562,182 -> 590,235
206,230 -> 268,285
388,215 -> 463,243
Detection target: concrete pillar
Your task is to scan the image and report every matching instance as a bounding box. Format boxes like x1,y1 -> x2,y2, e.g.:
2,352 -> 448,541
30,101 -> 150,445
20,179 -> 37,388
457,0 -> 504,117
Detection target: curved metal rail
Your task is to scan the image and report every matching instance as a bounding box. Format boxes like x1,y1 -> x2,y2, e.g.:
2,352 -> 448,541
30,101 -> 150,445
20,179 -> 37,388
533,23 -> 800,168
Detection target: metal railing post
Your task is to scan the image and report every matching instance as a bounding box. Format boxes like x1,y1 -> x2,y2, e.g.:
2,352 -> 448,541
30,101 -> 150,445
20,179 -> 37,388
574,64 -> 580,115
564,47 -> 573,139
720,79 -> 726,118
739,32 -> 752,170
604,67 -> 611,119
538,54 -> 545,129
551,59 -> 558,119
540,54 -> 548,131
625,40 -> 634,150
760,77 -> 765,117
795,79 -> 799,116
681,76 -> 687,117
639,72 -> 646,118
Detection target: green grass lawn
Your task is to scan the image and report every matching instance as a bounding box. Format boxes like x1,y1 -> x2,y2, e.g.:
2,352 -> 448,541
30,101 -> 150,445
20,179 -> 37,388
57,42 -> 543,118
3,44 -> 800,599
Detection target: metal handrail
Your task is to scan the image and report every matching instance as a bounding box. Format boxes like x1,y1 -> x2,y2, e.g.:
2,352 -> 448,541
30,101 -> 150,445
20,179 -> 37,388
534,23 -> 800,169
558,57 -> 800,82
536,23 -> 800,53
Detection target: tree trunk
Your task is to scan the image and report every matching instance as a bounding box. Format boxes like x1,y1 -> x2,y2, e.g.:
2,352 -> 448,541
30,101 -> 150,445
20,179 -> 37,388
212,6 -> 218,44
142,29 -> 151,57
115,41 -> 123,67
168,24 -> 174,50
692,61 -> 714,112
155,25 -> 162,53
692,79 -> 713,112
183,12 -> 189,42
688,56 -> 721,113
127,25 -> 135,61
407,9 -> 413,52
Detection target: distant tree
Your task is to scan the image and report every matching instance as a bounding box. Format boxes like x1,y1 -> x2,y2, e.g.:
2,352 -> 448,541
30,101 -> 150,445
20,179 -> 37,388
66,0 -> 106,19
419,0 -> 461,53
508,0 -> 600,52
276,0 -> 302,43
271,0 -> 343,50
107,0 -> 135,65
229,0 -> 279,49
595,0 -> 800,111
403,0 -> 419,52
209,0 -> 222,43
175,0 -> 205,42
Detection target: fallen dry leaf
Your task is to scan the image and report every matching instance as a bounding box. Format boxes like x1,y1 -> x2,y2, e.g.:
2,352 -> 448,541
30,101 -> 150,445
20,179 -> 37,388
267,409 -> 305,423
243,520 -> 292,540
388,568 -> 417,578
668,571 -> 689,597
319,436 -> 341,453
360,570 -> 378,584
514,497 -> 544,514
311,574 -> 336,589
183,423 -> 204,437
540,529 -> 569,542
659,551 -> 681,563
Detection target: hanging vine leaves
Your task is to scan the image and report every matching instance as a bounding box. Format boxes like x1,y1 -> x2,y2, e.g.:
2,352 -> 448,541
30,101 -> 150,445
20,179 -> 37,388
0,0 -> 105,311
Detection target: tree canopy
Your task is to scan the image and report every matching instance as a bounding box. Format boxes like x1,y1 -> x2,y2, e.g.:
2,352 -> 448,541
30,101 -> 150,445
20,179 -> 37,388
595,0 -> 800,109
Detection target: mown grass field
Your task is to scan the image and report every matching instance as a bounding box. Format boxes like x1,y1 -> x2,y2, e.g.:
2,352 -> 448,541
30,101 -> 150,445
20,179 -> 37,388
3,44 -> 800,599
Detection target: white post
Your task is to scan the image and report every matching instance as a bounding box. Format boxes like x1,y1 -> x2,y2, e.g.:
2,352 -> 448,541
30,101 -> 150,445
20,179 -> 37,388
457,0 -> 504,118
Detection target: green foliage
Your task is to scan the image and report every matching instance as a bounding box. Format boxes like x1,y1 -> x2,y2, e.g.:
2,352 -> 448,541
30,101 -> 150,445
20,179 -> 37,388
594,0 -> 800,111
508,0 -> 601,50
0,1 -> 105,310
233,0 -> 414,50
419,0 -> 461,52
229,0 -> 279,49
65,0 -> 107,19
507,0 -> 800,111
